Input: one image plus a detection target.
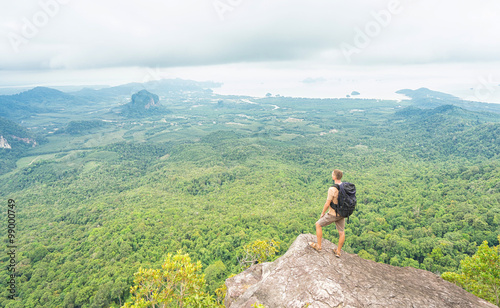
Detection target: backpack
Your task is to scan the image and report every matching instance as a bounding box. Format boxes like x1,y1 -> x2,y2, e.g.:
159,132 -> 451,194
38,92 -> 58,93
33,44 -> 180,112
330,182 -> 357,220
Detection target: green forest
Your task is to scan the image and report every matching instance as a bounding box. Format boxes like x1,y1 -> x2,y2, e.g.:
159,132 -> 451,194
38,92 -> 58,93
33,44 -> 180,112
0,87 -> 499,307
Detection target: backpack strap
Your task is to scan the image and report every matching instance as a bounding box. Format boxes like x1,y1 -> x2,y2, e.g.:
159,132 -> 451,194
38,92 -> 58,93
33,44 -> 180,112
330,184 -> 341,215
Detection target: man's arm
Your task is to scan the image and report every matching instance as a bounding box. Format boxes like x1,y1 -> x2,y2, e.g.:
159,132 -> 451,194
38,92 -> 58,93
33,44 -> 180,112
320,188 -> 334,217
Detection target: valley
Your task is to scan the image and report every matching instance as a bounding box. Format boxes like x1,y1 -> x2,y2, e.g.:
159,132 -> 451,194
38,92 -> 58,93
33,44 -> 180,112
0,80 -> 498,307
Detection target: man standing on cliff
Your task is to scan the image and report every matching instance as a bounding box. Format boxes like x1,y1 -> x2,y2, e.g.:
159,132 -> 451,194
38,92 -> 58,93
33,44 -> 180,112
309,169 -> 345,258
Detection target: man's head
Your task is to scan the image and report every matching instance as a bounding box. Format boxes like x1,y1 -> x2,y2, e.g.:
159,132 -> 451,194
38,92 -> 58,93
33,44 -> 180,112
332,169 -> 343,181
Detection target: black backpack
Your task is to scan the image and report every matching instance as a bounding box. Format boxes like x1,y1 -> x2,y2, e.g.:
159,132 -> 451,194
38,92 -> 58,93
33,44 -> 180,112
330,182 -> 357,220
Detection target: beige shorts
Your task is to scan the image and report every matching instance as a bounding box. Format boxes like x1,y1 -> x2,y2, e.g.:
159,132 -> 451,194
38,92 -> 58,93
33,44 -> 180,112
316,212 -> 345,233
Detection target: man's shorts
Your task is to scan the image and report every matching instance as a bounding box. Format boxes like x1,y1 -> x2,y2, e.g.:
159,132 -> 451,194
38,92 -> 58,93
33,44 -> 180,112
316,212 -> 345,233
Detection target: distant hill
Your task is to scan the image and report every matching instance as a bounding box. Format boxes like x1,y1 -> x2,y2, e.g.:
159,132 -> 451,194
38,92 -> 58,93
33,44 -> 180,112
71,78 -> 222,102
397,87 -> 459,107
0,87 -> 87,120
0,78 -> 221,125
0,92 -> 47,120
395,104 -> 500,124
119,90 -> 170,118
396,87 -> 500,114
12,87 -> 84,105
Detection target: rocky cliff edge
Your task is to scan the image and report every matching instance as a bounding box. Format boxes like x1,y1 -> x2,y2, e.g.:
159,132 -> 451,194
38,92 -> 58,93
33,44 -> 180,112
225,234 -> 495,308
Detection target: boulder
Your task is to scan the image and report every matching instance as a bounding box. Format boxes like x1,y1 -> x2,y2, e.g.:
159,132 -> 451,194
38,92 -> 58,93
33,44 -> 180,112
225,234 -> 495,308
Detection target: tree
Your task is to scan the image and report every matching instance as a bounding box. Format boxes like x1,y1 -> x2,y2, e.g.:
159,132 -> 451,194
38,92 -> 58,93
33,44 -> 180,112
442,237 -> 500,307
358,249 -> 376,261
121,251 -> 220,308
238,239 -> 280,268
111,278 -> 128,306
204,261 -> 227,294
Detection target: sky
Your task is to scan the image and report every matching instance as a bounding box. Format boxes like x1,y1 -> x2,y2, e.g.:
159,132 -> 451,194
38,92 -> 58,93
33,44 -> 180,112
1,0 -> 500,102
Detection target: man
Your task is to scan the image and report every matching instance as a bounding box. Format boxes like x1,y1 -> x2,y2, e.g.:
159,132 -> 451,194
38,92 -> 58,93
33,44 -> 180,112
309,169 -> 345,258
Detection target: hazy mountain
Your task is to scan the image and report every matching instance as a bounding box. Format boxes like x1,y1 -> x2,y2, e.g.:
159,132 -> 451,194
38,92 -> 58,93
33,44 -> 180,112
397,87 -> 459,105
0,92 -> 47,120
0,87 -> 88,120
395,104 -> 500,124
71,78 -> 222,102
397,87 -> 500,114
119,90 -> 169,118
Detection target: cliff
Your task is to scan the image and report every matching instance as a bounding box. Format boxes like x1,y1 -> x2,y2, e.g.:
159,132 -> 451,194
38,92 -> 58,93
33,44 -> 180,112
0,135 -> 11,149
120,90 -> 167,117
225,234 -> 495,308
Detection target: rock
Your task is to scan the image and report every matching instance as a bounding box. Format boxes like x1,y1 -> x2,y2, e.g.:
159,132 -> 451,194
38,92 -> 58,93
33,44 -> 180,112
225,234 -> 496,308
0,135 -> 11,149
130,90 -> 160,110
120,90 -> 168,117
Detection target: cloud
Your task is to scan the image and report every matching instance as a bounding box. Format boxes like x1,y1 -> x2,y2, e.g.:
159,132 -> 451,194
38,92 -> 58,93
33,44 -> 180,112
1,0 -> 500,71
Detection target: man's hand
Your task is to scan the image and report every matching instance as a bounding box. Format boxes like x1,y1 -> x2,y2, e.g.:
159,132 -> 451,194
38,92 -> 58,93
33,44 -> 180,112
320,212 -> 325,218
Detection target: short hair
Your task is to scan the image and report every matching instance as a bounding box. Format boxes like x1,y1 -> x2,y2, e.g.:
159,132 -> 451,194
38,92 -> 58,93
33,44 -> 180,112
333,169 -> 343,180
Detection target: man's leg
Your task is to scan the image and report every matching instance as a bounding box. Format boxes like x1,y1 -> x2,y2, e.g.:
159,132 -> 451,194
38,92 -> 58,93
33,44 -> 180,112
315,222 -> 323,249
334,218 -> 345,255
337,231 -> 345,252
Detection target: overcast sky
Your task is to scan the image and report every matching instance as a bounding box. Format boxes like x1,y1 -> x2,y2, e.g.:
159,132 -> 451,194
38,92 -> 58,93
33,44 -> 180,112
1,0 -> 500,101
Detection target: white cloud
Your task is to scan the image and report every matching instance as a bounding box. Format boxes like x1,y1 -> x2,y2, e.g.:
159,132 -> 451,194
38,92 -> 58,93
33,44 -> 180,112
1,0 -> 498,70
1,0 -> 500,101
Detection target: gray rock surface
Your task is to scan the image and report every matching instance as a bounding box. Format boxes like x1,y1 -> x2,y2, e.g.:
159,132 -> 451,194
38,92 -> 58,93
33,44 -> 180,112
225,234 -> 496,308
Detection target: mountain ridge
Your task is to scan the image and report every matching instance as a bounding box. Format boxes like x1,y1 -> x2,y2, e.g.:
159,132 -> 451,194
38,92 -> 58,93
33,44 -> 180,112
71,78 -> 222,101
396,87 -> 500,114
0,86 -> 86,120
